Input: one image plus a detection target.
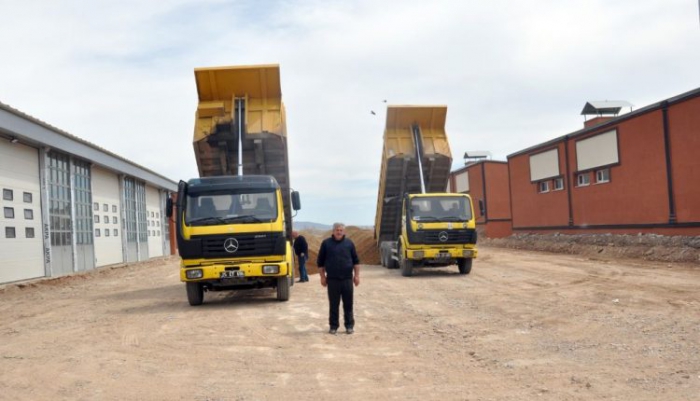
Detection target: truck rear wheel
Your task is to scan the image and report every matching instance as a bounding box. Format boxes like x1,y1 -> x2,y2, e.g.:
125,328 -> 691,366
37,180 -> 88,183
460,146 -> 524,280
186,282 -> 204,306
277,276 -> 290,301
458,258 -> 473,275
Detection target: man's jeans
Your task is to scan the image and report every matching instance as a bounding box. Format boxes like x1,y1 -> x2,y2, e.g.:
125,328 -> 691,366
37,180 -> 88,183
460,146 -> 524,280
298,255 -> 309,281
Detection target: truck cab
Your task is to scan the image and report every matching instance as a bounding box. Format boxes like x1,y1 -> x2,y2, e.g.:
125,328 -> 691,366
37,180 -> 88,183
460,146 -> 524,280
398,193 -> 478,276
169,175 -> 300,305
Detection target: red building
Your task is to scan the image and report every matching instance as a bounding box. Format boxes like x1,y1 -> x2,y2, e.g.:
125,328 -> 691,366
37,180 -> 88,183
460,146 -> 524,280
449,160 -> 512,238
507,87 -> 700,236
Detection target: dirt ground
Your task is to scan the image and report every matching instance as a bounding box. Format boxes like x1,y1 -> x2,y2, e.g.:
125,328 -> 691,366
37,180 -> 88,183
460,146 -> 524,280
1,244 -> 699,400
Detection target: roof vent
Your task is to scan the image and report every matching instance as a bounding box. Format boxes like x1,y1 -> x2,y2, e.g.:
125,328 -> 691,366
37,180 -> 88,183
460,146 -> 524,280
581,100 -> 633,120
463,151 -> 491,165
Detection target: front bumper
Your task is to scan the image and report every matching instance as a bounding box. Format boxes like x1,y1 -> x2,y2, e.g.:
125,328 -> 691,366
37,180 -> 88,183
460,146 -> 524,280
406,246 -> 478,261
180,261 -> 289,282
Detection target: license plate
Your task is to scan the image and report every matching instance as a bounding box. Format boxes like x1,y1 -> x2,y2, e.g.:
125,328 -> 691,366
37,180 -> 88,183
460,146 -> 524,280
436,252 -> 451,260
220,270 -> 244,278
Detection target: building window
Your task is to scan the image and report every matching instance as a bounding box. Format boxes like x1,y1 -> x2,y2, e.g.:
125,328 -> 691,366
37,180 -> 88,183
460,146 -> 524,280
157,230 -> 160,236
94,215 -> 100,224
112,205 -> 117,213
5,227 -> 16,238
104,215 -> 109,224
4,207 -> 14,219
93,202 -> 99,211
95,229 -> 101,237
113,229 -> 118,237
148,220 -> 151,227
156,212 -> 159,218
26,227 -> 35,238
577,173 -> 590,187
23,192 -> 32,203
105,229 -> 110,237
596,168 -> 610,183
538,181 -> 550,193
553,178 -> 564,191
112,216 -> 117,224
103,203 -> 109,212
24,209 -> 33,220
3,189 -> 12,201
151,211 -> 155,217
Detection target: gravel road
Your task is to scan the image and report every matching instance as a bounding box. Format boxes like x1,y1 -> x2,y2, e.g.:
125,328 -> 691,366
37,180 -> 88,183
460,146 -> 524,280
1,246 -> 698,400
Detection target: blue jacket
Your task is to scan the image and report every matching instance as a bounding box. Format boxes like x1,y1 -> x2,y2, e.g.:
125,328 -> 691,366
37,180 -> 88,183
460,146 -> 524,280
316,236 -> 359,279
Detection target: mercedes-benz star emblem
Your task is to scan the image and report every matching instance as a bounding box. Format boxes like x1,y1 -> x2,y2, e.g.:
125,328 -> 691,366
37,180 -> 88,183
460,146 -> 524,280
438,231 -> 449,242
223,237 -> 239,253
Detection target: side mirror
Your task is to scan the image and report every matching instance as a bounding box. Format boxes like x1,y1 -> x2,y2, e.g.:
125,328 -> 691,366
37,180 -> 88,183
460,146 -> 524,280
166,197 -> 173,218
291,191 -> 301,211
478,199 -> 485,217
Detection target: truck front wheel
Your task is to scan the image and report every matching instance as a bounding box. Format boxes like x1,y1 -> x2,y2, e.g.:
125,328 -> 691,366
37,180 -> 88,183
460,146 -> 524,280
186,282 -> 204,306
457,258 -> 473,275
400,250 -> 413,277
277,276 -> 291,301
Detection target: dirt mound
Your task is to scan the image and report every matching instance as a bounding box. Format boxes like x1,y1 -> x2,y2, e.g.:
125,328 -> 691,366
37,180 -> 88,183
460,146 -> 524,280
484,233 -> 700,265
294,226 -> 379,278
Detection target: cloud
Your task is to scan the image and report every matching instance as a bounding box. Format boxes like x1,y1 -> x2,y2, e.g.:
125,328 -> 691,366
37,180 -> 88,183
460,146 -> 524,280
1,0 -> 698,226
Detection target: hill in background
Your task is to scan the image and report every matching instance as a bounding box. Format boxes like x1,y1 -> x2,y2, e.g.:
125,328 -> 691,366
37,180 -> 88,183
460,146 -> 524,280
293,221 -> 331,231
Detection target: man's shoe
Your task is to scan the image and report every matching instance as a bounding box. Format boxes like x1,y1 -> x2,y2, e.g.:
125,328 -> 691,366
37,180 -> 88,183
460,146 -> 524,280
328,328 -> 338,335
346,328 -> 354,335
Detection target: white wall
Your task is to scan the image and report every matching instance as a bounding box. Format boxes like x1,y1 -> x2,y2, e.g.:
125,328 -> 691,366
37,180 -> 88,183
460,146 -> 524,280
146,185 -> 163,257
0,141 -> 44,283
92,166 -> 123,267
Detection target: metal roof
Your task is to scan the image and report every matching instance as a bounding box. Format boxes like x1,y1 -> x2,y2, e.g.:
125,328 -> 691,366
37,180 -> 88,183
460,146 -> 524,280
0,101 -> 178,191
508,87 -> 700,159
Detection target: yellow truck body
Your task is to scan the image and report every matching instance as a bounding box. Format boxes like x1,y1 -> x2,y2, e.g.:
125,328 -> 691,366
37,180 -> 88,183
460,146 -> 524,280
169,64 -> 299,305
375,106 -> 478,276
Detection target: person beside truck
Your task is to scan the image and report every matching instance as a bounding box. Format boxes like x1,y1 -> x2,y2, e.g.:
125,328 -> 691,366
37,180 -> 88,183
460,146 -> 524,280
316,223 -> 360,335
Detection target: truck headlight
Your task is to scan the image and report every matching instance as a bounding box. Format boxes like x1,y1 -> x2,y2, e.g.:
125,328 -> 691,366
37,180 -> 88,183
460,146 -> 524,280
462,250 -> 474,258
186,269 -> 203,279
263,265 -> 280,274
413,251 -> 424,259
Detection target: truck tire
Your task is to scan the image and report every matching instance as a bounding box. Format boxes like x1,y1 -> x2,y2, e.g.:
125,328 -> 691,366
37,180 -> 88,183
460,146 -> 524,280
277,276 -> 291,301
458,258 -> 473,275
400,258 -> 413,277
389,245 -> 399,269
186,282 -> 204,306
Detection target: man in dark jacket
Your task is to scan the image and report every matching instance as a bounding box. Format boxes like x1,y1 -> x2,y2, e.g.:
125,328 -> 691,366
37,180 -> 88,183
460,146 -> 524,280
316,222 -> 360,335
292,230 -> 309,282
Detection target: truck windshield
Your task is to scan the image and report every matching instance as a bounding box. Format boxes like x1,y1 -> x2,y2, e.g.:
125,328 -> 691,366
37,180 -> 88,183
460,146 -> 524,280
409,196 -> 472,222
185,190 -> 278,226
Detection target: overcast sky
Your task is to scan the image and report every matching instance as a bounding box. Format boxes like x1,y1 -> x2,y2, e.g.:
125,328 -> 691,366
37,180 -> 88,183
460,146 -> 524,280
1,0 -> 699,226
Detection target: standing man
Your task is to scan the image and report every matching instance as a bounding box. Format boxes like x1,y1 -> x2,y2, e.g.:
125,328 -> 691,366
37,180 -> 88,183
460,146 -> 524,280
292,230 -> 309,283
316,223 -> 360,335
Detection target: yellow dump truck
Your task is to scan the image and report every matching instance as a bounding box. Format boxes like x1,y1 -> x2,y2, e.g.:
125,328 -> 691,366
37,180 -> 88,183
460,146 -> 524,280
167,64 -> 300,305
375,106 -> 478,276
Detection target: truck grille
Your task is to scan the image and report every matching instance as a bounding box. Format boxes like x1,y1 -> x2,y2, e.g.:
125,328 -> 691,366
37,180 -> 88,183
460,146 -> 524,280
190,232 -> 285,258
422,229 -> 477,245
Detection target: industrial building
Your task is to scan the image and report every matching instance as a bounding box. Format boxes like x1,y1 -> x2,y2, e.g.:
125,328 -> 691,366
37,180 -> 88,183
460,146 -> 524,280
448,159 -> 512,238
0,102 -> 178,285
507,87 -> 700,236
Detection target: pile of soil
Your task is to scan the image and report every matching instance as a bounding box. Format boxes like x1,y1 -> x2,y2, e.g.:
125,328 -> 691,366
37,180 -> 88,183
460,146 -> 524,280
483,232 -> 700,265
294,226 -> 379,278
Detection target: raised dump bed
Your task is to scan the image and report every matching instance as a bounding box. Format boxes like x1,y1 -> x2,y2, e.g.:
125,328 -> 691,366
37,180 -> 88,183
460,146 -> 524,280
374,105 -> 453,244
192,64 -> 292,237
